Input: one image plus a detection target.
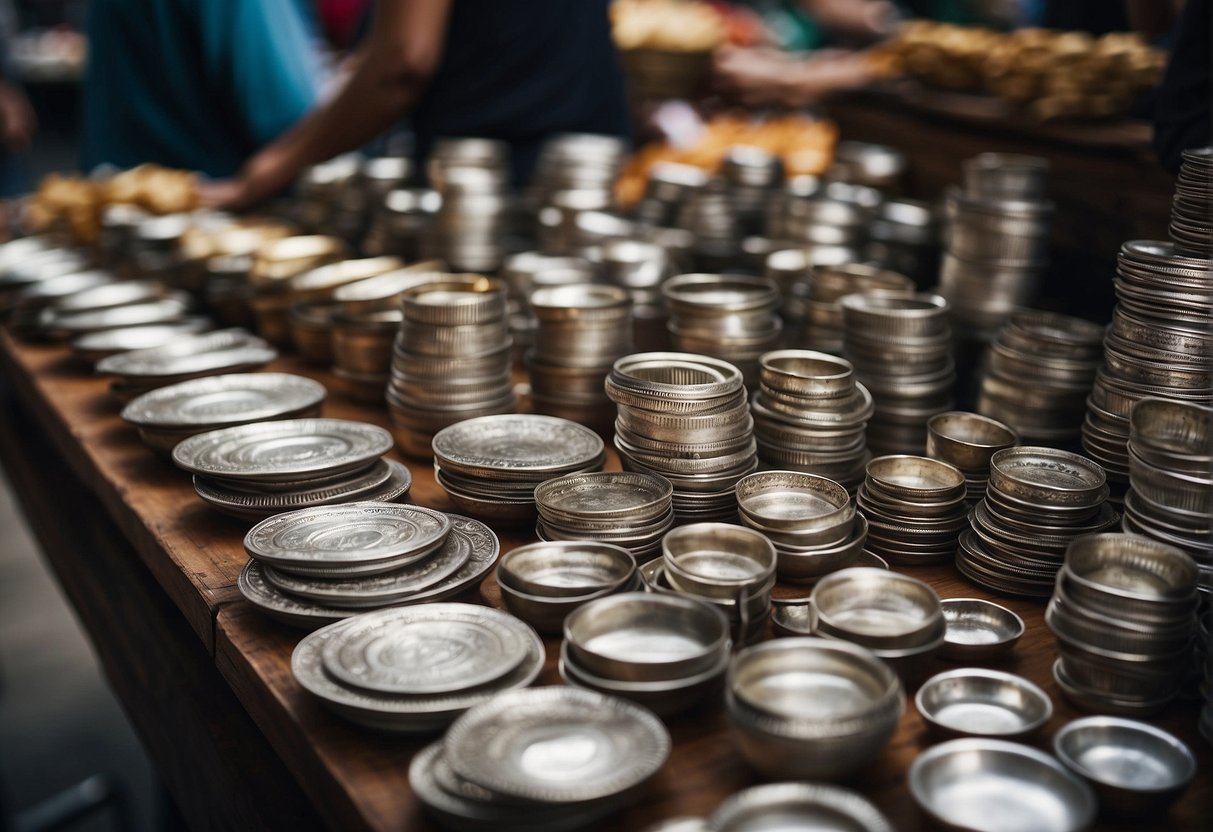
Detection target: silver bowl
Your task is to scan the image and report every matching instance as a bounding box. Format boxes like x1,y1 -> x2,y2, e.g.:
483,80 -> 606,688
497,541 -> 635,599
558,641 -> 727,718
1052,716 -> 1196,817
940,598 -> 1025,661
708,782 -> 893,832
1063,533 -> 1199,611
865,455 -> 966,502
909,738 -> 1097,832
735,471 -> 852,533
662,523 -> 777,601
927,412 -> 1018,472
758,350 -> 855,399
811,567 -> 942,650
769,514 -> 868,583
915,668 -> 1052,740
497,576 -> 623,635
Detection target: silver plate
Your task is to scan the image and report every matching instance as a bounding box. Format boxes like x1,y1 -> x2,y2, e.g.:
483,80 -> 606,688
69,320 -> 212,361
193,459 -> 410,520
122,373 -> 327,428
95,328 -> 272,378
238,515 -> 500,626
321,605 -> 531,694
535,472 -> 672,521
245,502 -> 449,567
443,686 -> 671,804
432,414 -> 604,479
172,418 -> 392,482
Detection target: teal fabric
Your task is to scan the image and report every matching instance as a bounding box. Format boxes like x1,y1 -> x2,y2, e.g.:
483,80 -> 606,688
82,0 -> 322,177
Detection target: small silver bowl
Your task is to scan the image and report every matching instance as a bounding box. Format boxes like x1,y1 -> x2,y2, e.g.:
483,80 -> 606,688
662,523 -> 777,601
558,641 -> 728,718
811,567 -> 942,650
497,576 -> 622,635
1063,533 -> 1199,609
909,738 -> 1096,832
770,514 -> 868,583
940,598 -> 1025,661
708,782 -> 893,832
1052,716 -> 1196,817
758,350 -> 856,399
563,591 -> 730,683
915,668 -> 1052,740
927,411 -> 1018,472
865,455 -> 966,502
736,470 -> 853,533
497,541 -> 635,599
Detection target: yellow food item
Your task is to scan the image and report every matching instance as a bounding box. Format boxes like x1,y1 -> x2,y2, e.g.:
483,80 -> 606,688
611,0 -> 725,52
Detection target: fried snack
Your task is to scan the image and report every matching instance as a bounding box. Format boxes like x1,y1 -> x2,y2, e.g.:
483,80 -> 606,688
611,0 -> 726,52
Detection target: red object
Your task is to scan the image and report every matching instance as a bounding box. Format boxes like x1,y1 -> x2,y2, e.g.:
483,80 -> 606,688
316,0 -> 368,49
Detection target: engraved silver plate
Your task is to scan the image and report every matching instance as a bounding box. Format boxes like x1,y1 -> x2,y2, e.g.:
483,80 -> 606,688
321,605 -> 531,694
172,418 -> 392,482
535,472 -> 673,521
194,459 -> 411,521
122,373 -> 327,428
443,686 -> 671,804
244,502 -> 449,567
432,415 -> 604,480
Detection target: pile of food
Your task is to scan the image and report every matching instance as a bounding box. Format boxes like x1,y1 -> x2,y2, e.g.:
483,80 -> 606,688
876,22 -> 1166,120
611,0 -> 726,52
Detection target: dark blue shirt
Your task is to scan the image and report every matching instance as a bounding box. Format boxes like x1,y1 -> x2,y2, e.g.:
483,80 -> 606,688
412,0 -> 631,186
81,0 -> 322,177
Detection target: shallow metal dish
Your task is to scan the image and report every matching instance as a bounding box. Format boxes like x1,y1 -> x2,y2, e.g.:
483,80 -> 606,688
988,447 -> 1107,507
497,541 -> 635,599
940,598 -> 1025,661
811,568 -> 942,650
865,455 -> 966,501
758,350 -> 855,398
708,782 -> 893,832
735,470 -> 852,532
909,738 -> 1096,832
915,668 -> 1051,740
1052,716 -> 1196,817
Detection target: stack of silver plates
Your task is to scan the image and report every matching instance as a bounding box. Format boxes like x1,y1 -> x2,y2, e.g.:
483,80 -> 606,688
530,133 -> 625,218
866,198 -> 939,287
1084,241 -> 1213,497
751,350 -> 873,491
1048,533 -> 1199,715
238,513 -> 499,628
977,310 -> 1104,445
535,471 -> 674,562
842,292 -> 954,455
0,238 -> 76,308
633,162 -> 707,228
172,418 -> 408,520
69,319 -> 213,366
528,284 -> 633,432
775,197 -> 868,259
1170,147 -> 1212,257
799,264 -> 913,355
1124,398 -> 1213,590
857,455 -> 968,567
386,276 -> 515,458
958,447 -> 1117,598
433,414 -> 605,526
96,328 -> 277,402
676,179 -> 739,270
411,687 -> 669,831
428,139 -> 511,272
736,471 -> 867,582
721,145 -> 783,235
8,268 -> 116,335
291,603 -> 543,732
120,372 -> 326,456
34,279 -> 194,341
606,352 -> 755,523
600,239 -> 676,353
663,274 -> 781,386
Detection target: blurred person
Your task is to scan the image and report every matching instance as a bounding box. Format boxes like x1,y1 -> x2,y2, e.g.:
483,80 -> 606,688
81,0 -> 324,177
0,0 -> 34,237
207,0 -> 629,207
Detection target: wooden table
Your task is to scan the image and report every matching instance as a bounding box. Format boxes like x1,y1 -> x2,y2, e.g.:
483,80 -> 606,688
0,328 -> 1208,831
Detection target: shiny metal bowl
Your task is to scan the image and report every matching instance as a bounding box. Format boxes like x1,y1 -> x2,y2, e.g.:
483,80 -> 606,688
811,567 -> 942,650
708,782 -> 893,832
865,455 -> 966,501
1063,534 -> 1199,609
498,541 -> 635,599
735,471 -> 852,533
927,412 -> 1018,472
497,575 -> 623,635
662,523 -> 777,601
915,668 -> 1052,740
940,598 -> 1025,661
758,350 -> 855,398
768,514 -> 868,583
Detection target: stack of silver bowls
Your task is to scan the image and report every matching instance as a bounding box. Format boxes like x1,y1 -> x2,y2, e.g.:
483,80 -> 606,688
842,292 -> 954,455
600,239 -> 676,352
528,284 -> 632,432
499,252 -> 597,358
750,350 -> 873,490
866,197 -> 939,288
386,276 -> 515,457
801,263 -> 913,356
763,248 -> 871,346
959,447 -> 1118,598
1084,241 -> 1213,496
286,256 -> 403,365
735,471 -> 867,583
530,133 -> 625,216
663,273 -> 781,386
362,188 -> 441,262
33,279 -> 193,342
428,138 -> 510,272
726,638 -> 904,779
937,153 -> 1053,338
978,309 -> 1104,445
535,471 -> 674,563
927,411 -> 1018,503
496,541 -> 639,635
1048,533 -> 1199,714
1125,398 -> 1213,589
676,179 -> 739,270
432,413 -> 605,526
633,162 -> 708,229
561,592 -> 731,716
606,352 -> 755,523
721,146 -> 783,235
1170,147 -> 1212,257
96,328 -> 277,402
831,141 -> 906,190
857,455 -> 968,566
776,197 -> 867,257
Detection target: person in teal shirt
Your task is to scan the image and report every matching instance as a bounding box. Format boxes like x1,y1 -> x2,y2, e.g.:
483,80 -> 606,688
81,0 -> 323,178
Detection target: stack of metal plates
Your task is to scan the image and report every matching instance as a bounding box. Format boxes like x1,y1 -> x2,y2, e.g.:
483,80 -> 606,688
429,139 -> 511,272
977,310 -> 1104,445
386,275 -> 516,458
35,279 -> 195,341
534,471 -> 673,562
411,687 -> 669,830
172,418 -> 409,520
1048,534 -> 1199,715
606,352 -> 755,523
1170,147 -> 1212,257
528,284 -> 633,432
751,350 -> 873,492
841,292 -> 954,456
69,320 -> 213,366
238,513 -> 499,628
663,274 -> 781,386
1083,241 -> 1213,497
1124,398 -> 1213,591
857,456 -> 969,567
958,447 -> 1118,598
500,252 -> 598,358
291,603 -> 543,733
433,414 -> 605,526
120,372 -> 326,456
96,328 -> 277,402
7,268 -> 115,335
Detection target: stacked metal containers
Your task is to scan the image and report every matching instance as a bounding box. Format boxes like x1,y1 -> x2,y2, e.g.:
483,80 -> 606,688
599,239 -> 675,352
799,263 -> 913,355
428,139 -> 511,272
663,273 -> 781,386
1169,147 -> 1212,257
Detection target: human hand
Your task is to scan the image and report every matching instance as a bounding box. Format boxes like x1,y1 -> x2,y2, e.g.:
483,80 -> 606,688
0,82 -> 36,154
